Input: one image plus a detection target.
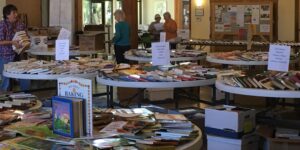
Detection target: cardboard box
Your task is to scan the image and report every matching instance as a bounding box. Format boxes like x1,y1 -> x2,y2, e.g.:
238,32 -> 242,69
257,125 -> 300,150
144,88 -> 174,101
79,31 -> 105,51
205,105 -> 256,138
207,134 -> 259,150
117,87 -> 143,106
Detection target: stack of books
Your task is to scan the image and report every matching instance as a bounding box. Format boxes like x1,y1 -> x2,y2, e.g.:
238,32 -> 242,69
12,31 -> 31,54
219,71 -> 300,90
100,63 -> 217,82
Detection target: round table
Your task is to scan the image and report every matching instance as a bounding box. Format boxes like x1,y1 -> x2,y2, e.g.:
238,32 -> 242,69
206,55 -> 299,66
125,53 -> 206,62
206,56 -> 268,66
26,50 -> 101,56
97,76 -> 215,108
215,80 -> 300,104
177,125 -> 203,150
3,71 -> 98,80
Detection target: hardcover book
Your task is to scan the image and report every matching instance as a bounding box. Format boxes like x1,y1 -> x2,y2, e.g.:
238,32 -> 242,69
52,96 -> 84,138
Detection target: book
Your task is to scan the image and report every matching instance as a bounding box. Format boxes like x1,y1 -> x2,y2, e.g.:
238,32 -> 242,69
154,113 -> 187,121
52,96 -> 84,138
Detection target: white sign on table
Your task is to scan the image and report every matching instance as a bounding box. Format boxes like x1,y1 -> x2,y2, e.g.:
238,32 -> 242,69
58,77 -> 93,137
55,40 -> 69,60
268,44 -> 291,72
151,42 -> 170,66
58,28 -> 71,40
160,32 -> 166,42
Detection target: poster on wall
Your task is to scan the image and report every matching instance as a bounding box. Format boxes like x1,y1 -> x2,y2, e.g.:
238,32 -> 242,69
251,5 -> 260,24
260,5 -> 270,21
260,24 -> 270,32
236,5 -> 245,27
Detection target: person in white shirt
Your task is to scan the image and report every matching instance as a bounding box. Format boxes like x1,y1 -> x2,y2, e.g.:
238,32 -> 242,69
148,14 -> 163,42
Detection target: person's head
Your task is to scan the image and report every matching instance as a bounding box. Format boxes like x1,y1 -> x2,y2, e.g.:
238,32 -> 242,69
114,9 -> 125,22
163,12 -> 171,21
3,4 -> 18,23
154,14 -> 161,23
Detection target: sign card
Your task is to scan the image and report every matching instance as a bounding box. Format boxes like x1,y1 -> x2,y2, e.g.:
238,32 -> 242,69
151,42 -> 170,66
55,40 -> 69,60
160,32 -> 166,42
268,44 -> 291,72
58,77 -> 93,137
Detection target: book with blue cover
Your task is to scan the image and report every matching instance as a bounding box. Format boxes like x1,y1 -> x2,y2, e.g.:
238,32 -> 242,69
52,96 -> 84,138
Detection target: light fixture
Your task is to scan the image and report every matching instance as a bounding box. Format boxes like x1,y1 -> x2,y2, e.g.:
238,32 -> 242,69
196,0 -> 204,7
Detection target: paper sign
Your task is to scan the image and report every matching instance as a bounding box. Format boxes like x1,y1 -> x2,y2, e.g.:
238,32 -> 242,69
177,29 -> 190,40
268,44 -> 291,72
160,32 -> 166,42
58,28 -> 71,40
151,42 -> 170,66
58,77 -> 93,137
55,40 -> 69,60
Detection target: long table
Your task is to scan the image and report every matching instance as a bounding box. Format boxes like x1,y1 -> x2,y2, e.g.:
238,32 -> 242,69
96,76 -> 216,109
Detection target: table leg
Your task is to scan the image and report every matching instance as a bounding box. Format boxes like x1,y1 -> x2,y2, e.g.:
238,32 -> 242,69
110,86 -> 114,108
106,86 -> 110,108
225,92 -> 230,105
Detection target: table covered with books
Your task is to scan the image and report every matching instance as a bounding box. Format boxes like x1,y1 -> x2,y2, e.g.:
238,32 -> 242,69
0,93 -> 203,150
97,63 -> 217,108
180,39 -> 300,48
206,50 -> 299,66
2,58 -> 115,80
216,70 -> 300,104
124,49 -> 207,62
26,47 -> 101,57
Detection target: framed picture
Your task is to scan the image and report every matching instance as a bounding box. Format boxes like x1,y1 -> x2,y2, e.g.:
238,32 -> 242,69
52,97 -> 74,137
195,7 -> 204,16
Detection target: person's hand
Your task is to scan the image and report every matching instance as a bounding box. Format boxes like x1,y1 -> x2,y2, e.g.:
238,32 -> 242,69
12,40 -> 21,49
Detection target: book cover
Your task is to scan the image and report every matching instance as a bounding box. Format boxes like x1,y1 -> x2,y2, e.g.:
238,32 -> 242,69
52,96 -> 74,138
57,77 -> 93,137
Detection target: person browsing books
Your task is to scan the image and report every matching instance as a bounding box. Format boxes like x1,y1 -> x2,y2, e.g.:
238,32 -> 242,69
113,9 -> 131,64
163,12 -> 177,49
0,4 -> 30,91
148,14 -> 163,42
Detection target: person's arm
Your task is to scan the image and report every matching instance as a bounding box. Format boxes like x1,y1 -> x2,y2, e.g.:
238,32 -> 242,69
148,22 -> 155,33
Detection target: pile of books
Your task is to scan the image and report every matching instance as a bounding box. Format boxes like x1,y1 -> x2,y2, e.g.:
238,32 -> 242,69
128,49 -> 207,58
210,51 -> 269,61
4,58 -> 114,75
100,63 -> 217,82
181,39 -> 300,47
219,71 -> 300,90
12,31 -> 31,54
0,93 -> 38,111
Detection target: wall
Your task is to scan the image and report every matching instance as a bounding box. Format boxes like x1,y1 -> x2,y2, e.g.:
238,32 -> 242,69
191,0 -> 210,39
191,0 -> 295,41
0,0 -> 5,19
278,0 -> 295,41
49,0 -> 75,42
142,0 -> 175,26
6,0 -> 42,27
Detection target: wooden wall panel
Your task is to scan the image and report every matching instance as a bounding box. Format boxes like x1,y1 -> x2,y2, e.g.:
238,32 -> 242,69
123,0 -> 138,48
6,0 -> 42,27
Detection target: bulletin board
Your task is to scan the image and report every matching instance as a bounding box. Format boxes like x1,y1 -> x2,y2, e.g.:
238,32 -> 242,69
210,0 -> 275,41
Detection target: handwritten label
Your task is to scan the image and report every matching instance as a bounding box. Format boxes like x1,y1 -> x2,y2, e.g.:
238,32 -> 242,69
268,44 -> 291,72
151,42 -> 170,66
55,40 -> 69,60
58,77 -> 93,137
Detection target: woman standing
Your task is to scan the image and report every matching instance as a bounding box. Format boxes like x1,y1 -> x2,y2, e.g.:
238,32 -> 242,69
0,4 -> 30,91
113,9 -> 131,64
